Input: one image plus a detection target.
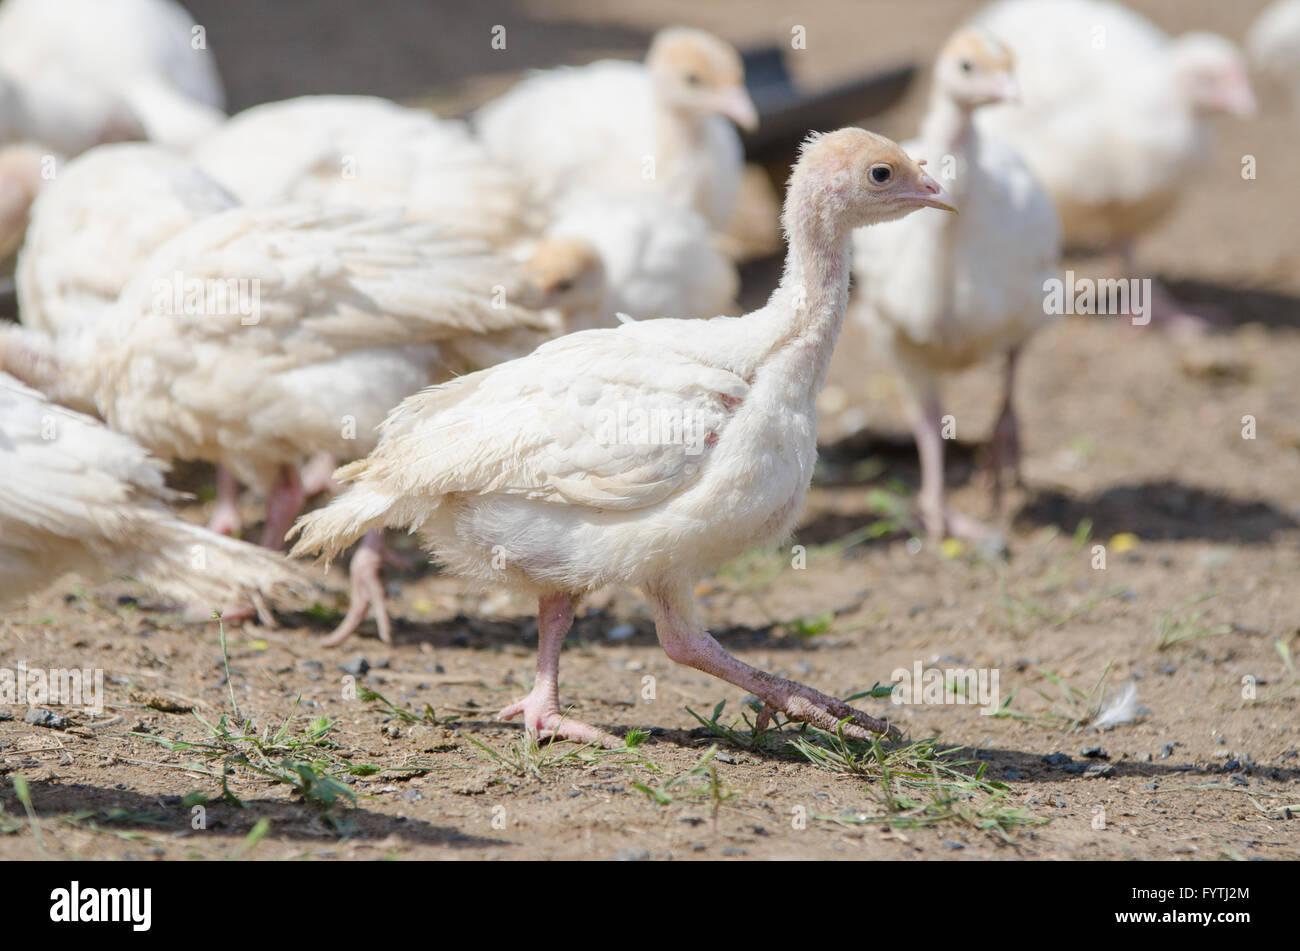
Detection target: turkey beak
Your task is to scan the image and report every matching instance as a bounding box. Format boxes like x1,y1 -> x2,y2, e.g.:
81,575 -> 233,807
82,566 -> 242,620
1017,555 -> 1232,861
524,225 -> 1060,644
712,84 -> 760,132
906,168 -> 957,213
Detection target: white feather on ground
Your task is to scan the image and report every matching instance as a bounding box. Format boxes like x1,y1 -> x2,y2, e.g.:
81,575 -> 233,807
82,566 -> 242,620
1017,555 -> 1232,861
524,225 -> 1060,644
0,0 -> 224,152
0,372 -> 306,611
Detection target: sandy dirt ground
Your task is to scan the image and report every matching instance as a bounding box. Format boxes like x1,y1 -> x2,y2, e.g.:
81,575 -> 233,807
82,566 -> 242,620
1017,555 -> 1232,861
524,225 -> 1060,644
1,0 -> 1297,860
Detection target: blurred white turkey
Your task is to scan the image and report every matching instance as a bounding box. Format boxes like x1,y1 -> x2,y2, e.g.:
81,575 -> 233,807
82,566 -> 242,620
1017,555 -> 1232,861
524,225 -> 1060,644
0,0 -> 224,153
192,95 -> 535,248
541,193 -> 739,327
0,142 -> 51,260
2,204 -> 582,644
0,371 -> 304,614
474,27 -> 758,235
18,143 -> 236,355
853,28 -> 1061,543
1249,0 -> 1300,110
973,0 -> 1254,257
290,128 -> 954,747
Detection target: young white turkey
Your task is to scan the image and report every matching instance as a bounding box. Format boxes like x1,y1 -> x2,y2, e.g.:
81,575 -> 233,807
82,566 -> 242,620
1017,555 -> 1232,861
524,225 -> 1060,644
1249,0 -> 1300,110
17,142 -> 237,352
0,372 -> 305,615
853,28 -> 1061,544
971,0 -> 1254,329
2,205 -> 574,643
474,27 -> 758,235
541,193 -> 739,328
191,95 -> 535,249
289,128 -> 954,748
0,0 -> 224,153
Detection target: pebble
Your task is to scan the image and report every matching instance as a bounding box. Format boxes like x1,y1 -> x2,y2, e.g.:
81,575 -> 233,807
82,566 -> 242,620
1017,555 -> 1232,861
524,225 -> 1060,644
721,847 -> 747,857
942,840 -> 965,850
340,656 -> 370,677
1160,743 -> 1177,759
614,848 -> 650,861
1080,746 -> 1109,759
606,624 -> 636,642
1002,767 -> 1024,781
1042,752 -> 1072,767
24,708 -> 68,729
1084,762 -> 1116,779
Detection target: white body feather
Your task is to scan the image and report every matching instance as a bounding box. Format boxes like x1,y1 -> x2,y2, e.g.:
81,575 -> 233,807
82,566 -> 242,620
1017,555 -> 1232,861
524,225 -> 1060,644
853,131 -> 1060,383
546,192 -> 739,326
192,96 -> 535,247
77,205 -> 555,489
1249,0 -> 1300,107
0,0 -> 224,151
475,61 -> 743,231
0,372 -> 303,608
18,143 -> 237,343
973,0 -> 1213,247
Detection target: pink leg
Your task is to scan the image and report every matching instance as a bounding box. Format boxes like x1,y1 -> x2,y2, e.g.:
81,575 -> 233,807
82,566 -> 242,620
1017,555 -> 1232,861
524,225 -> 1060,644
1117,241 -> 1219,337
497,593 -> 622,748
650,586 -> 899,740
207,465 -> 243,537
983,347 -> 1023,514
300,451 -> 339,497
319,530 -> 408,648
260,464 -> 305,550
911,391 -> 993,542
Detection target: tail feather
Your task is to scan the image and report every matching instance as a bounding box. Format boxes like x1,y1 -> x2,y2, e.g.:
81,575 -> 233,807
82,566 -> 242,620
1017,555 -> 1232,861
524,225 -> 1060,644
125,515 -> 315,611
287,485 -> 397,566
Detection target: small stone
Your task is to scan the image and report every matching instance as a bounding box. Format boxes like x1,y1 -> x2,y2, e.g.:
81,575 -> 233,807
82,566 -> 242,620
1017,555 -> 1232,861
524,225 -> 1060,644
1084,762 -> 1116,779
606,624 -> 636,642
341,656 -> 370,677
1080,746 -> 1109,759
1159,663 -> 1177,676
1002,766 -> 1024,781
1042,752 -> 1072,767
24,708 -> 68,729
1229,773 -> 1249,787
614,848 -> 650,861
1160,743 -> 1177,759
721,847 -> 747,857
942,839 -> 965,850
382,724 -> 401,739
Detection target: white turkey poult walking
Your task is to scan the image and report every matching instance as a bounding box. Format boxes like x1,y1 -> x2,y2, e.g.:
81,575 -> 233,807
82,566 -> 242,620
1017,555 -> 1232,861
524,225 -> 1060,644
289,128 -> 955,748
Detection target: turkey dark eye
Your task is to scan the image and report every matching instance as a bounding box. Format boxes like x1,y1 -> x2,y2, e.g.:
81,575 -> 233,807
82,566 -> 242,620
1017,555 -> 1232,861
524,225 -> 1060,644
553,279 -> 574,294
685,72 -> 703,86
870,165 -> 891,184
960,60 -> 973,73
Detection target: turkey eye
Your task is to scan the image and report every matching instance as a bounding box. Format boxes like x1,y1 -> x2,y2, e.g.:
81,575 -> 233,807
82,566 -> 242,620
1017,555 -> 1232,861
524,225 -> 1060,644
685,72 -> 703,86
553,279 -> 574,294
869,164 -> 892,184
960,59 -> 973,73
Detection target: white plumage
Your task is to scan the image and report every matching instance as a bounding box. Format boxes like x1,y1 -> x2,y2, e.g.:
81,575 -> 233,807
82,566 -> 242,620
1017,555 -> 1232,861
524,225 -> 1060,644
18,143 -> 237,346
1249,0 -> 1300,109
67,205 -> 556,492
474,28 -> 757,233
973,0 -> 1255,248
291,129 -> 955,746
0,372 -> 304,611
543,193 -> 739,327
192,95 -> 535,248
853,28 -> 1061,541
0,0 -> 225,153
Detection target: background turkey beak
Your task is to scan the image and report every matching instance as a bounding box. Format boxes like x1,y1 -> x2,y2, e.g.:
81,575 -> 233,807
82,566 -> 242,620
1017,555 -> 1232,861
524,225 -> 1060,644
712,84 -> 759,131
